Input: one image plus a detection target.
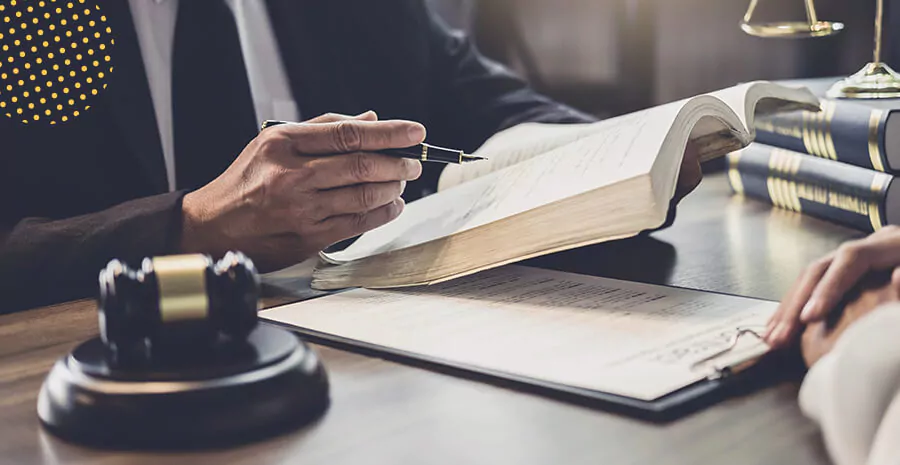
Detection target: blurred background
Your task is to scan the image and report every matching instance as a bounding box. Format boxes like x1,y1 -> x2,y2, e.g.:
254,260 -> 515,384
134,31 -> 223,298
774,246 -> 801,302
428,0 -> 899,118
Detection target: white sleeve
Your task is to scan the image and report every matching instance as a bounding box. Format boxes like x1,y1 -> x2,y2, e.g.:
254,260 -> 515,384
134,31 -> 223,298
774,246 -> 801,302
866,384 -> 900,465
798,303 -> 900,465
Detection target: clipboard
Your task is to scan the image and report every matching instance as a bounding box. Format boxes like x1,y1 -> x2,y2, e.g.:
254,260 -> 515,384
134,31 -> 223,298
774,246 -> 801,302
263,314 -> 775,423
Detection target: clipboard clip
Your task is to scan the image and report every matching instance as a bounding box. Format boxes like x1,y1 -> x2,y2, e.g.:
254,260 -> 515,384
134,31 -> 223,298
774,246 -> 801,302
690,326 -> 768,380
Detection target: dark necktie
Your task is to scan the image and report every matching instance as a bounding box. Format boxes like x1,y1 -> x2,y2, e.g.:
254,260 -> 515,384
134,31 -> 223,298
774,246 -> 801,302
172,0 -> 258,191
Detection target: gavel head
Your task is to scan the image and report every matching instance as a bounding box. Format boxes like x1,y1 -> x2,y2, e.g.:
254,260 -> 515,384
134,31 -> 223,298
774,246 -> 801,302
97,251 -> 260,365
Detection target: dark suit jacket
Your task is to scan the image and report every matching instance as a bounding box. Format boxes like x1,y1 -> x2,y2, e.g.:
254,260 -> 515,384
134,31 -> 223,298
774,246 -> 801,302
0,0 -> 594,313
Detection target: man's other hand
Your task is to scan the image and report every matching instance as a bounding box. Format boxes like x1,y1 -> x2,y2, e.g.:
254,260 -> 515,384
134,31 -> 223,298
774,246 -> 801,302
179,111 -> 424,272
673,140 -> 703,204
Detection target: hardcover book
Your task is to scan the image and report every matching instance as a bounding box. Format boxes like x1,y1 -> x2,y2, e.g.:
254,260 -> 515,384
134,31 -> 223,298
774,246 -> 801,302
754,77 -> 900,173
726,143 -> 899,232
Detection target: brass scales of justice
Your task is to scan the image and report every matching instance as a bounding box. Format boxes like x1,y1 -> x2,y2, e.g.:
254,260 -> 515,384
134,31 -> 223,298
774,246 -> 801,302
741,0 -> 900,99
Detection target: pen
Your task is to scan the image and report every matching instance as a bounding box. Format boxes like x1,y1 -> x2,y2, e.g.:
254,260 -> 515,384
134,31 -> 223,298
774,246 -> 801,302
260,120 -> 486,164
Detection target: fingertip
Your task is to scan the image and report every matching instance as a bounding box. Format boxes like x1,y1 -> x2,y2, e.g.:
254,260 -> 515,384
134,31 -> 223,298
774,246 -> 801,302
763,326 -> 779,346
407,122 -> 426,144
391,197 -> 405,217
799,298 -> 819,323
403,158 -> 423,180
769,321 -> 792,347
763,320 -> 775,341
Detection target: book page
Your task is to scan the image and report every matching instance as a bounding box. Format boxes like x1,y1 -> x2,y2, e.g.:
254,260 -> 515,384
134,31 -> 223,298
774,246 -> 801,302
710,82 -> 757,132
324,101 -> 686,263
262,266 -> 776,401
437,122 -> 601,191
718,81 -> 820,134
437,82 -> 798,193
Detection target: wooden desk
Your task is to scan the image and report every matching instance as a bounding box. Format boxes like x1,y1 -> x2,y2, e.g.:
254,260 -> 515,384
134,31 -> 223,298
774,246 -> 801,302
0,173 -> 862,465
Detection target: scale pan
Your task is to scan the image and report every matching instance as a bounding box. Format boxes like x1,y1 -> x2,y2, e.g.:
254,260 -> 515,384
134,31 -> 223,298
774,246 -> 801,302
740,20 -> 843,38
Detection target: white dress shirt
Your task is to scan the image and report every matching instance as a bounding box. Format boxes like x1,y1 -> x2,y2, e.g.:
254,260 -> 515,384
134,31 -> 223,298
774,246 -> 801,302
128,0 -> 299,191
799,304 -> 900,465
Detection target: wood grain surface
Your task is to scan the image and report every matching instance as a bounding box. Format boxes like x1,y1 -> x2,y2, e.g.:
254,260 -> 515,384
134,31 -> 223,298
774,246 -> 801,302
0,173 -> 859,465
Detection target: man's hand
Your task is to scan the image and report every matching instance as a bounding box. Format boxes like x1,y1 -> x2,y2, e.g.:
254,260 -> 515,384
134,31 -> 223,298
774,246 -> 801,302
766,226 -> 900,348
673,141 -> 703,204
179,111 -> 425,272
801,270 -> 900,367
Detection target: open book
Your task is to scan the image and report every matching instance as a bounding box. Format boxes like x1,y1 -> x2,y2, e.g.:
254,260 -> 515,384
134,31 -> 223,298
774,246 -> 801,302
310,82 -> 819,290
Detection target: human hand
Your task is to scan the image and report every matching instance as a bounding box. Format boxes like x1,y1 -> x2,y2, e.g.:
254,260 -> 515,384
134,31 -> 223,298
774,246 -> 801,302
765,226 -> 900,348
673,140 -> 703,204
801,270 -> 900,367
179,111 -> 425,272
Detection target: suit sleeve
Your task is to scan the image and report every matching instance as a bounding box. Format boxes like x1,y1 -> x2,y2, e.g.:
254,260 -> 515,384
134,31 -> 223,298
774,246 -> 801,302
422,4 -> 596,153
0,192 -> 187,313
798,304 -> 900,465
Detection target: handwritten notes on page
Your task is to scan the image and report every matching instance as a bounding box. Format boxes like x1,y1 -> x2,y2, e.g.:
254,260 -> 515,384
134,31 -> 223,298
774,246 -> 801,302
437,122 -> 600,191
262,266 -> 776,401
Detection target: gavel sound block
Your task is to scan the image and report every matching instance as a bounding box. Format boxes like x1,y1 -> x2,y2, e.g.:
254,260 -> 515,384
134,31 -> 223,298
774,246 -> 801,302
37,252 -> 329,448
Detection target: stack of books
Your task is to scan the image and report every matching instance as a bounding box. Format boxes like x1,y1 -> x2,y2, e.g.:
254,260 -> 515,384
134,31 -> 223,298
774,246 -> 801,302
727,77 -> 900,232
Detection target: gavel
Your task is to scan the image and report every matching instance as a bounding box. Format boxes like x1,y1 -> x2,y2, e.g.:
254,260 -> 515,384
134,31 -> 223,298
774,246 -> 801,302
97,251 -> 260,365
38,251 -> 330,448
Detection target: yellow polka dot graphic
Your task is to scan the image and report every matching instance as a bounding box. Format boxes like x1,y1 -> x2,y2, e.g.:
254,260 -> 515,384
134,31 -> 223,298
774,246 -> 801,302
0,0 -> 114,125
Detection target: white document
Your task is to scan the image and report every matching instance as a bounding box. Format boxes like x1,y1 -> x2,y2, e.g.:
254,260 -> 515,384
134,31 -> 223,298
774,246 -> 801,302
261,266 -> 776,401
